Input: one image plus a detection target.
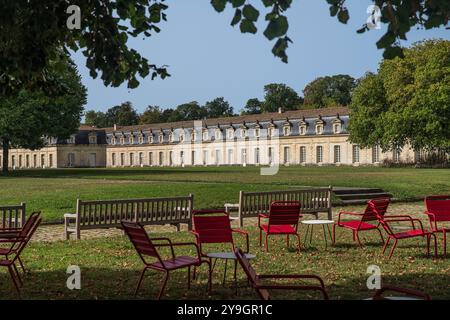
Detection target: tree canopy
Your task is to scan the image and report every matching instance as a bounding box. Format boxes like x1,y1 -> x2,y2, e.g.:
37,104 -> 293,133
204,97 -> 234,118
262,83 -> 303,112
349,39 -> 450,152
303,74 -> 356,108
0,53 -> 87,173
1,1 -> 447,95
241,98 -> 263,115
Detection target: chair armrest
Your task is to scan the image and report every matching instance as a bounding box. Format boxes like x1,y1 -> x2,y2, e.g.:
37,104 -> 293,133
337,211 -> 363,224
151,237 -> 175,259
383,216 -> 424,230
64,213 -> 77,220
232,229 -> 250,253
170,242 -> 202,261
258,213 -> 268,227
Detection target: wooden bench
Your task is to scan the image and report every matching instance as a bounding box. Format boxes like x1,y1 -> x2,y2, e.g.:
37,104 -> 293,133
0,203 -> 26,230
64,195 -> 194,240
237,187 -> 333,227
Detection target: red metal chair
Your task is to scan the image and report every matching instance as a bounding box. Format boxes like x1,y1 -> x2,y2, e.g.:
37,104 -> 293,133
377,213 -> 437,259
0,212 -> 42,274
424,195 -> 450,256
372,286 -> 431,300
121,220 -> 211,299
235,248 -> 329,300
258,201 -> 302,253
332,197 -> 390,246
0,212 -> 41,297
191,210 -> 249,285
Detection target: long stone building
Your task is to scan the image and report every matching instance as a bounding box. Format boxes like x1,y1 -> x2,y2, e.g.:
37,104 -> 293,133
1,107 -> 421,169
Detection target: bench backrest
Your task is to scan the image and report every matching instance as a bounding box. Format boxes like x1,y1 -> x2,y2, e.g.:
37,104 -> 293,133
239,187 -> 332,221
0,203 -> 26,229
76,195 -> 193,228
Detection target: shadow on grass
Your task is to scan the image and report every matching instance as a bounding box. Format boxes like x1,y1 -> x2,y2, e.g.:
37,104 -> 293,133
2,267 -> 449,300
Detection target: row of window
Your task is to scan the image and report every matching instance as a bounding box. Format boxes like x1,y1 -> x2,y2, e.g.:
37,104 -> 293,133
0,154 -> 54,168
109,145 -> 382,167
109,123 -> 343,146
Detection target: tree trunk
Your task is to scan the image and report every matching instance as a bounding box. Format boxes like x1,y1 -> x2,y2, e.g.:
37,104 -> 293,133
2,138 -> 9,175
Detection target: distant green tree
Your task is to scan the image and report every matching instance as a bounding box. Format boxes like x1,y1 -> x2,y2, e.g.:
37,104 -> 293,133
85,110 -> 109,127
0,53 -> 86,174
169,102 -> 206,122
241,98 -> 262,115
140,105 -> 165,124
105,102 -> 140,126
349,40 -> 450,152
303,74 -> 356,108
262,83 -> 302,113
204,97 -> 234,118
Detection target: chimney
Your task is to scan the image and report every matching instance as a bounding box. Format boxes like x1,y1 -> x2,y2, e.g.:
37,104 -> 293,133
278,107 -> 283,114
113,124 -> 117,131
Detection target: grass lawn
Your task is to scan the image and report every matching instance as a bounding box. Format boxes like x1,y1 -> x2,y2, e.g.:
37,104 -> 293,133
1,219 -> 449,300
0,166 -> 449,223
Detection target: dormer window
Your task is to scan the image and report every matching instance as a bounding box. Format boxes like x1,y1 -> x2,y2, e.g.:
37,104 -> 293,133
227,128 -> 234,140
120,136 -> 125,145
158,133 -> 164,143
315,124 -> 324,135
88,134 -> 97,144
254,128 -> 260,138
299,125 -> 307,135
179,133 -> 185,143
138,135 -> 144,144
169,132 -> 174,143
268,125 -> 276,137
129,135 -> 134,144
111,136 -> 116,145
148,134 -> 153,143
68,135 -> 76,144
333,123 -> 341,134
191,131 -> 197,142
283,126 -> 290,136
240,128 -> 247,139
215,128 -> 222,140
203,130 -> 209,141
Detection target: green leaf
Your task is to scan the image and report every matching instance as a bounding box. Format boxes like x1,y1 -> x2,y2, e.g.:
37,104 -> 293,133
329,5 -> 338,17
211,0 -> 227,12
357,25 -> 368,34
242,4 -> 259,22
337,9 -> 349,24
231,9 -> 242,26
262,0 -> 274,7
263,16 -> 289,40
240,19 -> 257,34
231,0 -> 245,8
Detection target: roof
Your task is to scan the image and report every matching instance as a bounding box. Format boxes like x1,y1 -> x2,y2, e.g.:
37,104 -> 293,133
106,106 -> 349,133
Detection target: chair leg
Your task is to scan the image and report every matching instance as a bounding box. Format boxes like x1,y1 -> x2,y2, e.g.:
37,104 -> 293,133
295,234 -> 301,254
187,266 -> 191,290
388,239 -> 398,259
13,263 -> 23,286
376,227 -> 385,245
355,231 -> 363,247
265,234 -> 269,252
431,233 -> 438,258
192,266 -> 197,280
382,237 -> 391,254
443,232 -> 447,257
134,267 -> 147,296
332,224 -> 336,244
18,257 -> 27,274
157,271 -> 170,300
8,265 -> 21,297
259,229 -> 262,246
426,235 -> 431,257
286,235 -> 289,248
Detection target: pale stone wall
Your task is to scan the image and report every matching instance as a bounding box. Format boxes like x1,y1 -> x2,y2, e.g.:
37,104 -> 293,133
1,145 -> 106,169
105,134 -> 417,167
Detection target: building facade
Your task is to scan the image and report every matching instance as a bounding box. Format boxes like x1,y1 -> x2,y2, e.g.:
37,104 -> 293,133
1,125 -> 107,169
2,107 -> 421,169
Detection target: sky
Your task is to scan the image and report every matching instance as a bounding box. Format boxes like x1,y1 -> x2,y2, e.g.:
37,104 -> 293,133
71,0 -> 449,115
